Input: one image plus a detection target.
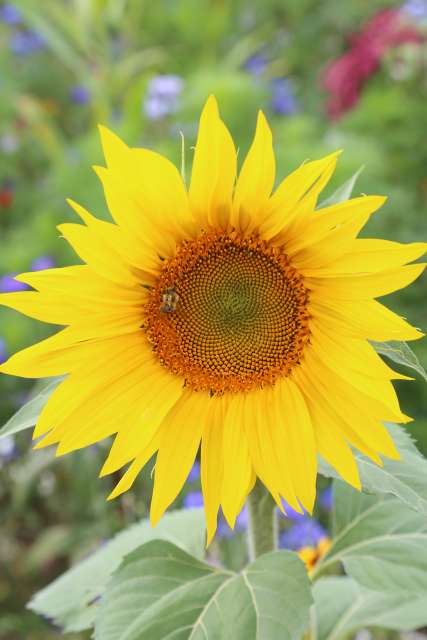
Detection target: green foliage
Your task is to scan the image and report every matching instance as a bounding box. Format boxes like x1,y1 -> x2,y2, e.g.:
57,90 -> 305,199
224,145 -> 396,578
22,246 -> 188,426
28,509 -> 206,633
94,540 -> 312,640
313,577 -> 427,640
372,340 -> 427,382
319,423 -> 427,518
315,482 -> 427,594
0,378 -> 60,440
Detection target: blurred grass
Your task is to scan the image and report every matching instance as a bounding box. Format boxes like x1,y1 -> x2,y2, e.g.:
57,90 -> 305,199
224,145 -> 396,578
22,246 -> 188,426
1,0 -> 427,637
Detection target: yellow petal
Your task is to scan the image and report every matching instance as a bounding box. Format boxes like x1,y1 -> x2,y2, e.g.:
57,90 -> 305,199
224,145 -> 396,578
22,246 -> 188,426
0,329 -> 145,378
294,195 -> 386,246
201,396 -> 225,545
309,263 -> 426,301
274,378 -> 317,513
107,433 -> 161,500
260,151 -> 341,241
67,199 -> 160,277
189,95 -> 237,229
150,390 -> 211,526
100,369 -> 184,475
309,401 -> 361,490
232,110 -> 275,232
58,222 -> 138,287
310,298 -> 424,342
317,239 -> 427,276
221,394 -> 254,527
96,127 -> 192,254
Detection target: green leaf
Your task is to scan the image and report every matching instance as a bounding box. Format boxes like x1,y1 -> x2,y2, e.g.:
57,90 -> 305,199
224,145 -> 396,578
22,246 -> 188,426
313,576 -> 427,640
0,379 -> 61,441
95,541 -> 312,640
318,166 -> 364,207
319,423 -> 427,518
371,340 -> 427,382
28,509 -> 206,633
314,482 -> 427,595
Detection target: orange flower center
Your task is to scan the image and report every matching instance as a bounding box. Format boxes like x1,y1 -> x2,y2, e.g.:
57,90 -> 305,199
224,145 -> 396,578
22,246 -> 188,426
145,231 -> 310,393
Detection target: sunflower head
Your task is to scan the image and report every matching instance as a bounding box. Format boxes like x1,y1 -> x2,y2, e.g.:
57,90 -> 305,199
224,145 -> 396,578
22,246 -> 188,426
1,95 -> 425,543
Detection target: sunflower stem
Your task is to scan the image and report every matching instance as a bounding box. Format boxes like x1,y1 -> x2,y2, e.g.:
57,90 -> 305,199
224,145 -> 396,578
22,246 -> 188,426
247,481 -> 278,560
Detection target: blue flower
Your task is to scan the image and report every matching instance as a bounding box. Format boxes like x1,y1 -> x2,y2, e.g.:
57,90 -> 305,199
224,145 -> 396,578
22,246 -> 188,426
319,486 -> 333,512
0,337 -> 8,364
144,75 -> 184,121
183,490 -> 203,509
401,0 -> 427,19
279,518 -> 327,551
0,435 -> 17,462
0,273 -> 28,292
188,460 -> 200,483
270,78 -> 298,116
0,3 -> 21,24
31,255 -> 55,271
244,53 -> 268,77
9,30 -> 45,56
70,85 -> 91,105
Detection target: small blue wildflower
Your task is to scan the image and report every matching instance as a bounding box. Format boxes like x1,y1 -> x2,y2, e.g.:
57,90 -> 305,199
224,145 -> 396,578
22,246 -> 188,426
401,0 -> 427,19
9,30 -> 45,56
0,435 -> 17,462
144,75 -> 184,121
0,273 -> 28,292
244,53 -> 268,76
0,337 -> 7,364
31,255 -> 55,271
70,85 -> 91,105
319,486 -> 333,512
279,518 -> 327,551
183,490 -> 203,509
188,460 -> 200,483
0,3 -> 21,24
271,78 -> 298,116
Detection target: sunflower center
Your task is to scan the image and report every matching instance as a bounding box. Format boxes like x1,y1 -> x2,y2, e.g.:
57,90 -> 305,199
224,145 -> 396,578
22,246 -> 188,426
145,231 -> 310,393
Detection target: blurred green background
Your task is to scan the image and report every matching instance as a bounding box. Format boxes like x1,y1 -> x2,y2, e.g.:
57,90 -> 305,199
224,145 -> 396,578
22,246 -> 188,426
1,0 -> 427,638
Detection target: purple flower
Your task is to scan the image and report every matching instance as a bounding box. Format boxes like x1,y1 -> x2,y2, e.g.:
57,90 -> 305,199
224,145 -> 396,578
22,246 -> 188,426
188,460 -> 200,483
144,75 -> 184,121
0,337 -> 8,364
0,3 -> 21,25
279,518 -> 327,551
9,30 -> 45,56
401,0 -> 427,19
70,85 -> 91,105
244,53 -> 268,76
31,255 -> 55,271
183,490 -> 203,509
0,436 -> 17,462
218,506 -> 248,537
319,486 -> 333,512
0,273 -> 28,292
271,78 -> 298,115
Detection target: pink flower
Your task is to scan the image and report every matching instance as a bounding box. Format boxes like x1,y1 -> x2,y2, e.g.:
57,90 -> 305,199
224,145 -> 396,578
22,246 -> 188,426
322,9 -> 423,119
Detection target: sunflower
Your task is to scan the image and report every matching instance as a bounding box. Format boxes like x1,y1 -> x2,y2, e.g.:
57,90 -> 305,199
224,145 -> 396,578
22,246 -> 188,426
1,96 -> 426,543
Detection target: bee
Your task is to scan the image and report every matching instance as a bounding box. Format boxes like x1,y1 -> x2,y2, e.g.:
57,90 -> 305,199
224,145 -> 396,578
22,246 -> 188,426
160,287 -> 179,313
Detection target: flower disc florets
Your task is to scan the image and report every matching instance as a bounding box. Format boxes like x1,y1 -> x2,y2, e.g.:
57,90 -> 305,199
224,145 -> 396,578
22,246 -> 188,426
145,230 -> 310,394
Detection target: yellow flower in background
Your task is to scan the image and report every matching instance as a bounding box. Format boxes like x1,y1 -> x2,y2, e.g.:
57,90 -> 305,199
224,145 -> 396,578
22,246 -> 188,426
298,538 -> 331,573
1,96 -> 426,543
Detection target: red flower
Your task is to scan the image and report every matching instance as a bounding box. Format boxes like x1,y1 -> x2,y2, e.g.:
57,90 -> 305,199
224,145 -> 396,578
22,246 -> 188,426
0,188 -> 14,208
322,9 -> 423,119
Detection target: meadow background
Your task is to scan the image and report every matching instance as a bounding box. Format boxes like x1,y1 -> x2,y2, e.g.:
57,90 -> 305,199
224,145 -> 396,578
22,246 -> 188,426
0,1 -> 427,638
